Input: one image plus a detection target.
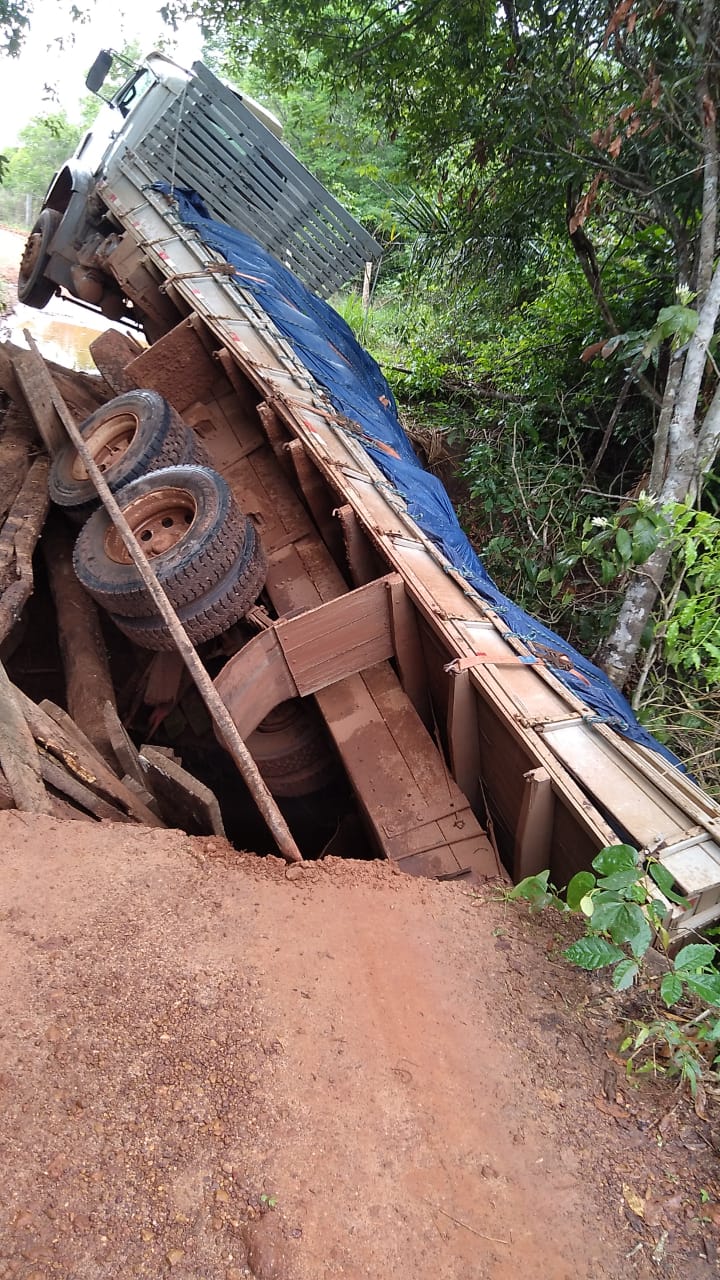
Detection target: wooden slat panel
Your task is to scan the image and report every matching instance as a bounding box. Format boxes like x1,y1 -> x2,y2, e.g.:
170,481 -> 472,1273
134,66 -> 380,295
277,578 -> 393,695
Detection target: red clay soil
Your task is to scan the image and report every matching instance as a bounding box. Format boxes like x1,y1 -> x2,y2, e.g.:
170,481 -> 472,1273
0,811 -> 718,1280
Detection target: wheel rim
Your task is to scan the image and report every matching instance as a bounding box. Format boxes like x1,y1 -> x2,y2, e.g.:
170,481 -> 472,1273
104,486 -> 197,564
72,412 -> 140,480
19,231 -> 42,284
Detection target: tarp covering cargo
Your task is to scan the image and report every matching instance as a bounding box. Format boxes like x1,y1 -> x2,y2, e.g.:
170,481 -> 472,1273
162,186 -> 682,769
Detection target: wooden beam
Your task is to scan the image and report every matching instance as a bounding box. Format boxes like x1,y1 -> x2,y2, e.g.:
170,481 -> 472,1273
286,439 -> 344,560
386,574 -> 431,726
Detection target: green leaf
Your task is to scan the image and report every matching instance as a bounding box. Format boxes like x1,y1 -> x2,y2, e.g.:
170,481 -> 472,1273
660,972 -> 684,1006
615,526 -> 632,563
685,973 -> 720,1007
566,871 -> 595,911
563,936 -> 624,970
631,517 -> 661,565
589,899 -> 652,958
600,558 -> 618,586
683,537 -> 698,569
648,862 -> 690,907
595,869 -> 643,892
656,303 -> 699,348
508,871 -> 556,912
674,943 -> 716,971
592,844 -> 640,876
612,958 -> 639,990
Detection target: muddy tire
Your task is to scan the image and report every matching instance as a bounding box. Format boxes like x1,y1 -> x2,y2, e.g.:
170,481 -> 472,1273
107,522 -> 268,649
17,209 -> 62,308
246,700 -> 338,797
49,389 -> 209,520
73,466 -> 265,632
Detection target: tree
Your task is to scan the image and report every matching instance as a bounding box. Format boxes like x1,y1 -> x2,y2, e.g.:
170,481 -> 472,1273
0,112 -> 81,223
0,0 -> 29,55
170,0 -> 719,689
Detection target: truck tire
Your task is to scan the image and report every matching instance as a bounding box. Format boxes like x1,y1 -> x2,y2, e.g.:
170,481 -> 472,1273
107,526 -> 267,649
17,209 -> 62,308
49,389 -> 209,520
246,700 -> 338,797
73,465 -> 263,622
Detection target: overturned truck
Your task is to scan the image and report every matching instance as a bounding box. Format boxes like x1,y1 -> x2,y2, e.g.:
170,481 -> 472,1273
16,49 -> 720,933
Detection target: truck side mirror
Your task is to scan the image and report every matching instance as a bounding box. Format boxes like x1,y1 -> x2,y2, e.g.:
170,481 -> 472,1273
86,50 -> 113,94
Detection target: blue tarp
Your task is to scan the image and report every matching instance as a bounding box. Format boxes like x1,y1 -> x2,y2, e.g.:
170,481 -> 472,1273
162,186 -> 683,770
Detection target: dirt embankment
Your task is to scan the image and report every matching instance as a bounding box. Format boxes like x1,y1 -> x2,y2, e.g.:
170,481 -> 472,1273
1,812 -> 718,1280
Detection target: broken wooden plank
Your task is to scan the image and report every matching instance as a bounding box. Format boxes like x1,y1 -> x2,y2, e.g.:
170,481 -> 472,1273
140,745 -> 226,836
0,659 -> 52,814
15,687 -> 165,828
12,347 -> 67,455
0,457 -> 50,645
42,514 -> 118,763
102,701 -> 146,787
40,699 -> 111,772
37,749 -> 132,822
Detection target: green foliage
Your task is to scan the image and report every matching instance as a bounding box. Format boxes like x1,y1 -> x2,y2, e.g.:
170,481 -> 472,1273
511,843 -> 720,1096
0,111 -> 82,225
0,0 -> 29,56
507,869 -> 557,914
579,501 -> 720,688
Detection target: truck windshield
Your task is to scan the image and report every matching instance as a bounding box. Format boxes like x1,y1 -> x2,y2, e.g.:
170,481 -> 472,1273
113,67 -> 155,119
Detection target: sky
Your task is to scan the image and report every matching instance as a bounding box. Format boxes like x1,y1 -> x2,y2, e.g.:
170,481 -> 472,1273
0,0 -> 204,148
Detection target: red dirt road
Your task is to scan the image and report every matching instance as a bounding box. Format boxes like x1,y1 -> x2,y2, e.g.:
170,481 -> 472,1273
0,813 -> 715,1279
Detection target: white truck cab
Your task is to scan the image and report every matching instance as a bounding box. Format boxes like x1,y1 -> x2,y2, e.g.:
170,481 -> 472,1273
18,48 -> 379,327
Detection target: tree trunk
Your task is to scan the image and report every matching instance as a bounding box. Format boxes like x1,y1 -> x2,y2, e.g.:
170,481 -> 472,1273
599,262 -> 720,689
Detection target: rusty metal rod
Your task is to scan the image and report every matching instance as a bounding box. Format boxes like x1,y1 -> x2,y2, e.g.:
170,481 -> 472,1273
24,331 -> 302,862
